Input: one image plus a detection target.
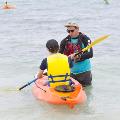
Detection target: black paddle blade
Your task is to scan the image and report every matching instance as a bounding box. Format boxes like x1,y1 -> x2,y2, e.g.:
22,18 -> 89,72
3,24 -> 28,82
19,84 -> 28,91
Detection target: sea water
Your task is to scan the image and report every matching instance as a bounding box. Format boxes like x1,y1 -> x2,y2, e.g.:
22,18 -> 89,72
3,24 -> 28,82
0,0 -> 120,120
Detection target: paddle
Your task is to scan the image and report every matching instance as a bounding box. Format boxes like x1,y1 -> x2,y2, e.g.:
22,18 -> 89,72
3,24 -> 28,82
18,70 -> 48,91
19,78 -> 38,91
19,35 -> 110,91
75,35 -> 110,56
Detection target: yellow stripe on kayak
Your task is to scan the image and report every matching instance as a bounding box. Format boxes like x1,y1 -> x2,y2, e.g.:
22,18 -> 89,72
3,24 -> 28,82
82,35 -> 110,52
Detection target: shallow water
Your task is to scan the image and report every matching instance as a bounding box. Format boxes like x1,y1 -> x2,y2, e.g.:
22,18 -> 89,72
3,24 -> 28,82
0,0 -> 120,120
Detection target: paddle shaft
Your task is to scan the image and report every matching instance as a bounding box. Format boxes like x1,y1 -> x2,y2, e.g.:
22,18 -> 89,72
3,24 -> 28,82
19,78 -> 37,91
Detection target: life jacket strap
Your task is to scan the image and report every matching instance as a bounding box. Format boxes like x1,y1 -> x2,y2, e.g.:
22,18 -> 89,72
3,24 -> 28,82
49,74 -> 54,83
48,73 -> 70,83
48,74 -> 70,78
49,79 -> 70,83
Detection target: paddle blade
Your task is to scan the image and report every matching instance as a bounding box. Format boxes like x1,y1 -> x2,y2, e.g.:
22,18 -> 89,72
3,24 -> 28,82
82,35 -> 110,52
19,84 -> 29,91
0,87 -> 19,92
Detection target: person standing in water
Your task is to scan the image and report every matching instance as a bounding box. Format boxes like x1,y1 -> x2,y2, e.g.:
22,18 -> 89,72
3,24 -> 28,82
3,1 -> 15,9
4,1 -> 8,8
59,22 -> 93,87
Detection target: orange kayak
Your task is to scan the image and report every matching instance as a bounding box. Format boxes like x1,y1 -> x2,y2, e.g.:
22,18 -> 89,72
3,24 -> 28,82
32,76 -> 87,108
2,5 -> 15,9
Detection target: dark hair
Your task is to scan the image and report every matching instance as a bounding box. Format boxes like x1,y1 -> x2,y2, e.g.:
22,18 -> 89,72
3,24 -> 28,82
46,39 -> 59,53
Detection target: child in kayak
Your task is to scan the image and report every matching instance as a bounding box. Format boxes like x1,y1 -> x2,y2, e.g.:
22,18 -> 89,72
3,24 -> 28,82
36,39 -> 75,91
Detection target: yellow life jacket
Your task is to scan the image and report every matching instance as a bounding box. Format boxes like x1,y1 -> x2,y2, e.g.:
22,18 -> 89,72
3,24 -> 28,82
47,53 -> 71,88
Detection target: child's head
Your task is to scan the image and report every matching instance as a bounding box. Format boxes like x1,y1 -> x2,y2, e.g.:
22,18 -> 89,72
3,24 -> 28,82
46,39 -> 59,53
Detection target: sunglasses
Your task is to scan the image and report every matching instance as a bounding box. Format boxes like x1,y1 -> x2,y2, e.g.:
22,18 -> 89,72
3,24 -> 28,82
67,29 -> 75,33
